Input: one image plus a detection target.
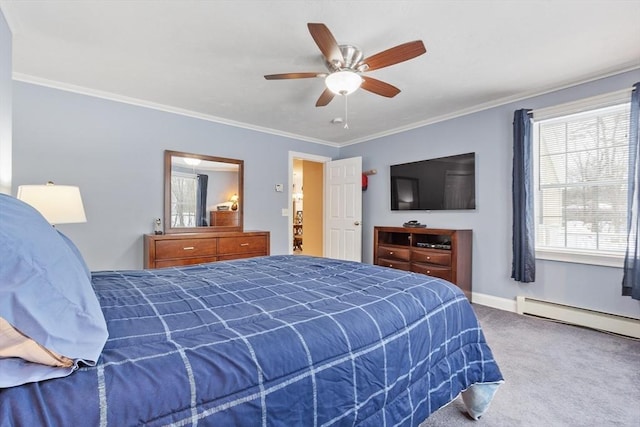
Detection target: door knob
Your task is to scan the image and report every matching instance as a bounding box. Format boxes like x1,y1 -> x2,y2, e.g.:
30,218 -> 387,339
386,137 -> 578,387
354,221 -> 361,226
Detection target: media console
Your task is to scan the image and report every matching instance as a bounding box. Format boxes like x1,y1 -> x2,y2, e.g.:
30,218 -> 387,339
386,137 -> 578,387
373,226 -> 472,300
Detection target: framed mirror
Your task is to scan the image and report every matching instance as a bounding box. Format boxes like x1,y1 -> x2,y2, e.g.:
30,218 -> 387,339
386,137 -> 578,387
164,150 -> 243,234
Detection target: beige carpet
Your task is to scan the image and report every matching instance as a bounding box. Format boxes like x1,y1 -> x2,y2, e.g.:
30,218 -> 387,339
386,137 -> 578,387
420,304 -> 640,426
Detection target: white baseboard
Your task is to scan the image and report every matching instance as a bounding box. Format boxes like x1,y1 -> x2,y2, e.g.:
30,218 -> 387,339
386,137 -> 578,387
516,296 -> 640,339
471,293 -> 517,312
471,292 -> 640,339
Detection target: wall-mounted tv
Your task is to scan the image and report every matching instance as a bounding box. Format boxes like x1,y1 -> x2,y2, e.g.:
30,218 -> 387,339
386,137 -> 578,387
390,152 -> 476,211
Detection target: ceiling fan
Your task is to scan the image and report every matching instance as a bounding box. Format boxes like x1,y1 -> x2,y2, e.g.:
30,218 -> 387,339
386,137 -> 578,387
264,23 -> 426,107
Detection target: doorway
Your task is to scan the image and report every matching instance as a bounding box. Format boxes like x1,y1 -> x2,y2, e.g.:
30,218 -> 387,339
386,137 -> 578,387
290,153 -> 328,256
288,151 -> 363,261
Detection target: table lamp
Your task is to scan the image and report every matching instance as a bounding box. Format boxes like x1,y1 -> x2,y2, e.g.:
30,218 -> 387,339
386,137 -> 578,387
16,181 -> 87,225
230,194 -> 239,211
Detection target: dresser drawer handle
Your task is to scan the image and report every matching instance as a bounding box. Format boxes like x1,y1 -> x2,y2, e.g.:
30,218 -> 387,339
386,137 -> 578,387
427,256 -> 431,260
427,270 -> 431,274
183,246 -> 195,250
240,243 -> 250,246
389,251 -> 394,255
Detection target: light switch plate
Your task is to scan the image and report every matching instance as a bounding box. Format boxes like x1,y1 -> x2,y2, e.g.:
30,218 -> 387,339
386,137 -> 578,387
281,208 -> 289,216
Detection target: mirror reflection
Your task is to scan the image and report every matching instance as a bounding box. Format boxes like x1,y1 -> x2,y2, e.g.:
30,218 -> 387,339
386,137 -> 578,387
164,150 -> 243,233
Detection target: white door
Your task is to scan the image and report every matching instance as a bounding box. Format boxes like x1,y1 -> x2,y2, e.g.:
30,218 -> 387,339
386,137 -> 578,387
324,157 -> 363,261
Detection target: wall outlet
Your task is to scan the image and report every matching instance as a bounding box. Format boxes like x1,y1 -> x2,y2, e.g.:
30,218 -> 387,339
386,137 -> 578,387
275,184 -> 283,192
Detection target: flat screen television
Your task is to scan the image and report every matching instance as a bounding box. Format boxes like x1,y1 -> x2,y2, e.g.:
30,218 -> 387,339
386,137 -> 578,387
390,152 -> 476,211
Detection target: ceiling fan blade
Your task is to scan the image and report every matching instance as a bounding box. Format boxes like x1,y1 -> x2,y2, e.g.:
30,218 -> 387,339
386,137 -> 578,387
264,72 -> 322,80
315,88 -> 335,107
359,40 -> 426,71
361,77 -> 401,98
307,23 -> 344,66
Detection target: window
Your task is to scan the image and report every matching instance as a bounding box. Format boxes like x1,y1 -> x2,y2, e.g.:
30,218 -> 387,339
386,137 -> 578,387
170,172 -> 198,227
533,100 -> 631,266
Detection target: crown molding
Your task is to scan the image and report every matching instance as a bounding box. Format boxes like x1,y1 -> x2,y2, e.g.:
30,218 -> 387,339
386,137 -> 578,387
13,64 -> 640,149
340,64 -> 640,147
0,5 -> 18,36
12,73 -> 342,148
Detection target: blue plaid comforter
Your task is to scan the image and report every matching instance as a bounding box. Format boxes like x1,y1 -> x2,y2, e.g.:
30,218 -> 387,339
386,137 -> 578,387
0,255 -> 502,426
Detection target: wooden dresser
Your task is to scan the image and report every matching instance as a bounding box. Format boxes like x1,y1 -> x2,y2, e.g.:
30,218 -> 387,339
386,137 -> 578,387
144,231 -> 270,269
210,210 -> 240,227
373,226 -> 472,300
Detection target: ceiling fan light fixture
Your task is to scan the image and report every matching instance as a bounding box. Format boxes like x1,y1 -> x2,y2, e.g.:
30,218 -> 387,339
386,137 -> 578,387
325,70 -> 362,95
265,24 -> 426,107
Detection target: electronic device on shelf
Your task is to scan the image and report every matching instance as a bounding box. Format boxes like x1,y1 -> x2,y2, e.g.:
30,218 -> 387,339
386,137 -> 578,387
416,242 -> 452,250
403,220 -> 426,228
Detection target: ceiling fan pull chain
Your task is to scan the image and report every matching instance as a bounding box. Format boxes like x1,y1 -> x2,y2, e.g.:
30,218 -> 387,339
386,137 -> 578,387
343,91 -> 349,129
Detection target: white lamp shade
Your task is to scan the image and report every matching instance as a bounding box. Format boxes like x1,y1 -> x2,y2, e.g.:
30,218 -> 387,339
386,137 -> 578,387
17,183 -> 87,225
325,71 -> 363,95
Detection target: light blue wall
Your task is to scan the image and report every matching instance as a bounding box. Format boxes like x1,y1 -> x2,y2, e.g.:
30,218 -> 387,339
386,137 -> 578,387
9,53 -> 639,318
0,9 -> 11,194
11,82 -> 338,270
340,69 -> 640,319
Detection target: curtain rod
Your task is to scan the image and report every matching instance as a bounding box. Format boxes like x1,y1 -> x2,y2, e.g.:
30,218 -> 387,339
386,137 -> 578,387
527,86 -> 636,116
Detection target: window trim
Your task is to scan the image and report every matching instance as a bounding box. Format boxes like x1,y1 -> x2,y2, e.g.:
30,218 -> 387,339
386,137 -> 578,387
532,91 -> 632,268
531,88 -> 632,121
535,248 -> 624,268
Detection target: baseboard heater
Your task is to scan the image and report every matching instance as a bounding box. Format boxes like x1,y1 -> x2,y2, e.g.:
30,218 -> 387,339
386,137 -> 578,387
516,296 -> 640,339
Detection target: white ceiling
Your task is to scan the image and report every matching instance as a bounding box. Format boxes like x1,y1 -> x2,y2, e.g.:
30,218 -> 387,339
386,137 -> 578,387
1,1 -> 639,147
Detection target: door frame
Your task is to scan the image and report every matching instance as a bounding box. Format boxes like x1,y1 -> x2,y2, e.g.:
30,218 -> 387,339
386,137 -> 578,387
288,151 -> 332,255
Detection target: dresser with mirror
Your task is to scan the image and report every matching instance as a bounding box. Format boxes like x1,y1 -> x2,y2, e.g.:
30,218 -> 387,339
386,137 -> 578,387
144,150 -> 270,268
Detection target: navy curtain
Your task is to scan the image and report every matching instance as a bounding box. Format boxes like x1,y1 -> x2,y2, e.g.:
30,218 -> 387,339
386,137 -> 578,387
512,109 -> 535,283
196,174 -> 208,227
622,83 -> 640,300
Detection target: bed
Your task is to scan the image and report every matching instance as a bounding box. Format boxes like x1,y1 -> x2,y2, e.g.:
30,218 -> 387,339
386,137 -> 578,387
0,194 -> 503,426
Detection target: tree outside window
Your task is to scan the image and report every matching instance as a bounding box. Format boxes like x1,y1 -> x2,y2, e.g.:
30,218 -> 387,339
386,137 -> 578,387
536,103 -> 631,255
171,173 -> 197,227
